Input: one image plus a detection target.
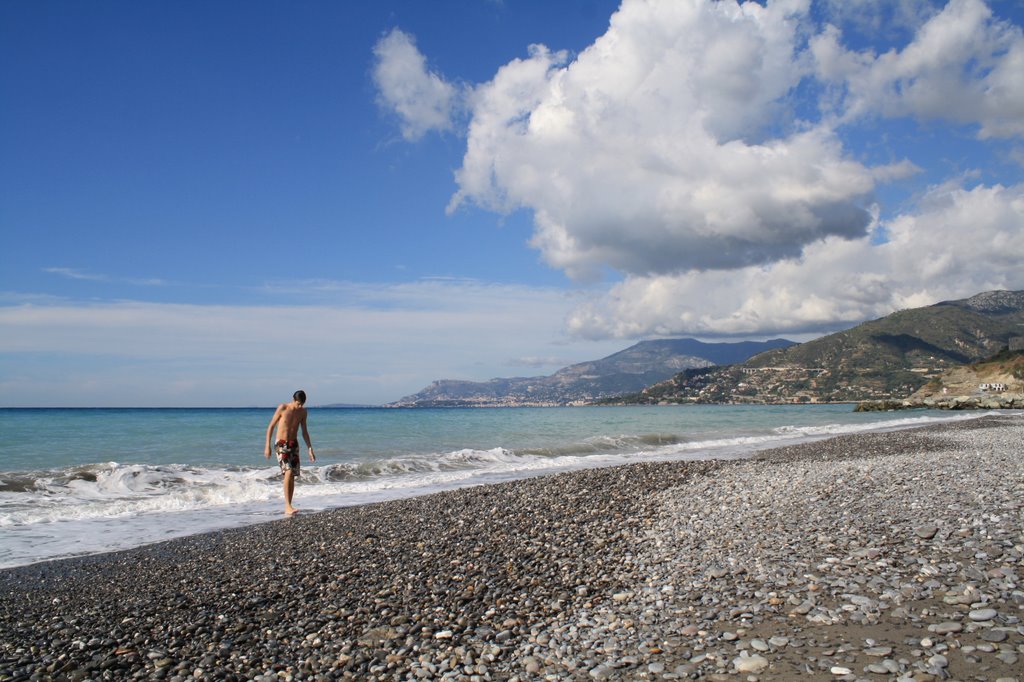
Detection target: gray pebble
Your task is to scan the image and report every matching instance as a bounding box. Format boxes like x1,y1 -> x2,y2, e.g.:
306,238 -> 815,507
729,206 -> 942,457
915,525 -> 939,540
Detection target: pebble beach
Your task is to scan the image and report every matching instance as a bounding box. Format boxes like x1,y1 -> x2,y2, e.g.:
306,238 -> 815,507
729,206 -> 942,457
1,415 -> 1022,682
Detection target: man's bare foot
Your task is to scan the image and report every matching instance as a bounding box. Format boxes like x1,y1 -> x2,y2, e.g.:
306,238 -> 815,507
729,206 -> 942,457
285,507 -> 299,515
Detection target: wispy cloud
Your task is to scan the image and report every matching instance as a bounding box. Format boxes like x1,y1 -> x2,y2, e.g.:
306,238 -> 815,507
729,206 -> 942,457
44,267 -> 108,282
507,356 -> 570,369
44,267 -> 172,287
0,278 -> 626,406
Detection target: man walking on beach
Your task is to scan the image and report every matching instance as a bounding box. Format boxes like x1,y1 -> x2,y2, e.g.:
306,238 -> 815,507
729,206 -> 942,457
265,390 -> 316,514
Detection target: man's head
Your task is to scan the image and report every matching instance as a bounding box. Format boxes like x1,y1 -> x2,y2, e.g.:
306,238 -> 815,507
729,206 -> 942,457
293,390 -> 307,405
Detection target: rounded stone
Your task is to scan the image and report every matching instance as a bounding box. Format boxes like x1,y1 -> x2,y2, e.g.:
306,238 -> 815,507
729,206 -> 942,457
929,622 -> 963,635
733,653 -> 768,674
915,525 -> 939,540
981,629 -> 1008,643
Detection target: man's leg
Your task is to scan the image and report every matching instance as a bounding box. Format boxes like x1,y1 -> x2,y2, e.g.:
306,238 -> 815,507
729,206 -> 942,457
283,469 -> 297,513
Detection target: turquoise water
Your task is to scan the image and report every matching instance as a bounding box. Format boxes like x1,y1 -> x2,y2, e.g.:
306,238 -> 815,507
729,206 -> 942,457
0,405 -> 986,567
0,404 -> 965,469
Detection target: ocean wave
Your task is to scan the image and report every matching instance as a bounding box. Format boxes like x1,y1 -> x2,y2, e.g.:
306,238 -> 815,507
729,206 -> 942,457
515,433 -> 680,458
320,447 -> 520,481
0,462 -> 281,526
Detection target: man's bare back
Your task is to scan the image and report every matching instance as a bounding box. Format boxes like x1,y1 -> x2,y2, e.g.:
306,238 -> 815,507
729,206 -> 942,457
274,402 -> 307,443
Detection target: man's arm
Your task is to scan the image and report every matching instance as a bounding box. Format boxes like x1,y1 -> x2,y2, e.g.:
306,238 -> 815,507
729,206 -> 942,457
301,412 -> 315,462
265,405 -> 284,458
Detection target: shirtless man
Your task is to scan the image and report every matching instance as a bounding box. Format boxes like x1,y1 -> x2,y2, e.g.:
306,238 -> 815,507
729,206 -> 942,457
264,390 -> 316,514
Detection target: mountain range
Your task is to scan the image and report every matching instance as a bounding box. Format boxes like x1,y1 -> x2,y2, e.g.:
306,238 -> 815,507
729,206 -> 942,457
388,338 -> 794,407
623,290 -> 1024,405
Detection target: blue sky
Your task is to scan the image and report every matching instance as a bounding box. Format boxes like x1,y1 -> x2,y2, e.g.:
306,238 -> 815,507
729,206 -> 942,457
2,0 -> 1023,407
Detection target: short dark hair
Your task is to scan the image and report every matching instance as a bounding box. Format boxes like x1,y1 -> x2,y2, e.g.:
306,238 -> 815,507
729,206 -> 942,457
293,390 -> 307,405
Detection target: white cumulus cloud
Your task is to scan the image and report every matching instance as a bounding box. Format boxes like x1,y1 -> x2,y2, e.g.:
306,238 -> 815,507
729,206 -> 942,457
567,180 -> 1024,338
448,0 -> 879,279
813,0 -> 1024,137
372,28 -> 458,141
373,0 -> 1024,339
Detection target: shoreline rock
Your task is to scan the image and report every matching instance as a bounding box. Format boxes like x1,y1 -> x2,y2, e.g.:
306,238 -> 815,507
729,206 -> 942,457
855,393 -> 1024,411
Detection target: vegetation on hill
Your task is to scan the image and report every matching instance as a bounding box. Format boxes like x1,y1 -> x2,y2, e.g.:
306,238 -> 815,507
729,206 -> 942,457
607,290 -> 1024,405
912,348 -> 1024,398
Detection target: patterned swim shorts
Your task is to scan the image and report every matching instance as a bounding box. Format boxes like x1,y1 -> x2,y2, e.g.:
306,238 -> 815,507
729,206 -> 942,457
275,440 -> 300,476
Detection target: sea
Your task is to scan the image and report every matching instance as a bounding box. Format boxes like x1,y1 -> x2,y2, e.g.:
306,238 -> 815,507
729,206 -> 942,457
0,404 -> 997,569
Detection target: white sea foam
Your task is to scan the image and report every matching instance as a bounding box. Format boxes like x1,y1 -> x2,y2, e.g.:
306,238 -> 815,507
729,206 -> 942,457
771,412 -> 980,438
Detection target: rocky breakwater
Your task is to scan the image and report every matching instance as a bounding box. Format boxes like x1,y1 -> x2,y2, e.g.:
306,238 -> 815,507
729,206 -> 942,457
856,394 -> 1024,411
1,416 -> 1023,681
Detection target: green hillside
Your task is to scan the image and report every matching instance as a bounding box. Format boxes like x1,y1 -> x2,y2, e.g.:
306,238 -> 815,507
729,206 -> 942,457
614,290 -> 1024,405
